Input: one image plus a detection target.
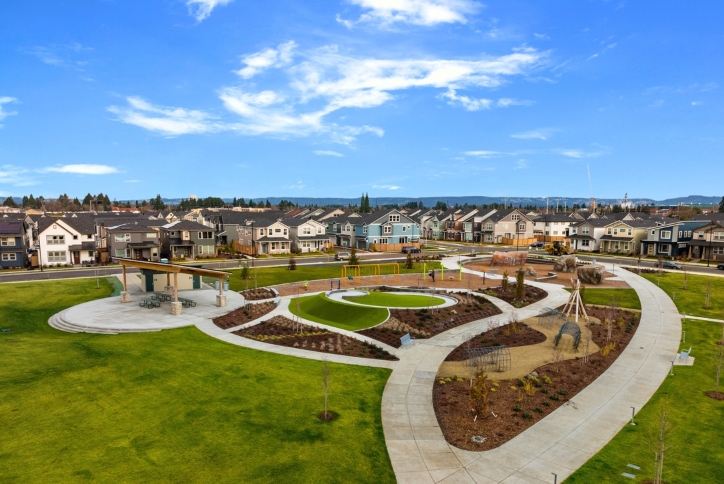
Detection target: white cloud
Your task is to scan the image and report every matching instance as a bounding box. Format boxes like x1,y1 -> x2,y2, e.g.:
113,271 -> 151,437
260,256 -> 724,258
124,180 -> 141,183
587,53 -> 599,61
372,184 -> 402,190
463,150 -> 509,158
114,44 -> 543,144
691,101 -> 703,106
0,97 -> 18,126
553,149 -> 605,159
235,41 -> 296,79
314,150 -> 344,157
25,43 -> 93,71
186,0 -> 233,22
339,0 -> 480,28
441,89 -> 491,111
45,164 -> 119,175
514,159 -> 528,170
108,96 -> 222,136
497,98 -> 533,107
510,128 -> 556,140
0,165 -> 30,186
533,33 -> 550,40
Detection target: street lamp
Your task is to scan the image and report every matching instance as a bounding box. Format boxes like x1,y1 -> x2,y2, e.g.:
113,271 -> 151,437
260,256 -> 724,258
707,219 -> 714,267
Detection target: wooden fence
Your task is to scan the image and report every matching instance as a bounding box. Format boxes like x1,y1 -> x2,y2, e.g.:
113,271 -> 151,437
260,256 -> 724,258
232,240 -> 257,256
369,242 -> 421,252
500,237 -> 538,246
535,235 -> 567,243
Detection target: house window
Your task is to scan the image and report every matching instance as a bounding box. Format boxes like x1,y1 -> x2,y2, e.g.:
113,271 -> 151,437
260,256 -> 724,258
73,235 -> 79,240
714,247 -> 724,255
0,237 -> 11,246
384,225 -> 392,234
275,228 -> 281,233
281,243 -> 286,249
582,227 -> 590,234
146,233 -> 157,239
627,228 -> 632,236
47,235 -> 65,244
198,245 -> 204,255
283,229 -> 288,235
87,234 -> 93,239
581,240 -> 590,247
659,244 -> 669,252
114,234 -> 130,242
651,230 -> 656,235
553,231 -> 559,236
317,228 -> 323,234
344,224 -> 350,231
302,241 -> 311,248
271,242 -> 277,250
607,228 -> 612,235
613,228 -> 618,235
698,231 -> 704,238
402,226 -> 407,232
48,251 -> 67,262
623,242 -> 630,251
389,215 -> 400,222
485,223 -> 493,231
2,253 -> 17,261
714,232 -> 724,240
678,231 -> 683,238
88,251 -> 94,258
115,249 -> 130,258
259,229 -> 265,236
433,221 -> 438,228
302,227 -> 311,235
661,231 -> 671,239
379,238 -> 389,244
363,226 -> 368,233
512,214 -> 520,221
198,232 -> 213,239
570,228 -> 577,234
519,223 -> 526,231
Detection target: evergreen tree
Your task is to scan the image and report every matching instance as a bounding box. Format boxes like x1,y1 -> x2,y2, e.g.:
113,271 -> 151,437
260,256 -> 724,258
2,196 -> 17,207
365,193 -> 370,212
360,193 -> 365,212
21,195 -> 29,207
232,197 -> 237,207
249,199 -> 256,208
239,198 -> 246,207
719,196 -> 724,213
28,194 -> 36,208
266,199 -> 271,208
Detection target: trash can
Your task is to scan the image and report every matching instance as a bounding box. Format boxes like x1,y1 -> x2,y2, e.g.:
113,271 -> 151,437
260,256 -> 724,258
223,282 -> 229,291
214,281 -> 220,290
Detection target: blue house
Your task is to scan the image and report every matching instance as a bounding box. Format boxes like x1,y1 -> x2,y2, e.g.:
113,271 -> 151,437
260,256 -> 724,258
0,221 -> 27,268
640,220 -> 707,258
353,209 -> 421,250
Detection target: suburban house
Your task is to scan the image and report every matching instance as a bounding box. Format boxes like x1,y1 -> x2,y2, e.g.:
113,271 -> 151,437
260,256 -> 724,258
443,209 -> 478,242
106,222 -> 162,262
284,218 -> 333,253
34,215 -> 97,267
640,221 -> 706,258
353,210 -> 421,250
237,218 -> 292,255
160,220 -> 216,259
531,213 -> 580,241
0,221 -> 27,268
326,214 -> 363,248
598,220 -> 654,254
416,210 -> 449,240
567,219 -> 609,252
303,208 -> 345,221
685,222 -> 724,262
476,209 -> 535,244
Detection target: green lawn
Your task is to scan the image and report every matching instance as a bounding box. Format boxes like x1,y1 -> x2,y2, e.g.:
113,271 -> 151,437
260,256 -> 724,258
568,288 -> 642,310
289,294 -> 389,330
640,272 -> 724,319
0,279 -> 394,483
228,261 -> 441,291
566,319 -> 724,483
343,292 -> 446,308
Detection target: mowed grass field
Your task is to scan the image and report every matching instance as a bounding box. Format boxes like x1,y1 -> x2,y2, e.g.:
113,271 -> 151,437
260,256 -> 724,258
0,279 -> 394,484
289,294 -> 389,331
343,292 -> 446,308
640,271 -> 724,319
566,318 -> 724,483
227,261 -> 442,291
571,287 -> 642,310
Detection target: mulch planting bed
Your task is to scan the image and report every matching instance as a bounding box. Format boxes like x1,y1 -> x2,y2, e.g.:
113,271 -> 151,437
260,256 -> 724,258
481,284 -> 548,307
433,305 -> 641,451
240,288 -> 276,300
212,301 -> 276,329
445,322 -> 547,362
233,316 -> 397,361
357,293 -> 502,348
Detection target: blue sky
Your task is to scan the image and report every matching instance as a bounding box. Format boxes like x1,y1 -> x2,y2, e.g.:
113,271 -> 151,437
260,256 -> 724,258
1,1 -> 722,201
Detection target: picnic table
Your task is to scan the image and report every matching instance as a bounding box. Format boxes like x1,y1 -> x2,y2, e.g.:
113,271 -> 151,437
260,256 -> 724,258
140,298 -> 160,309
178,297 -> 196,308
152,292 -> 172,302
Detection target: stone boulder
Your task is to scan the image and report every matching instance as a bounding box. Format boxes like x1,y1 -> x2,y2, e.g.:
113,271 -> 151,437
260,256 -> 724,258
578,264 -> 605,285
524,266 -> 537,277
553,255 -> 577,273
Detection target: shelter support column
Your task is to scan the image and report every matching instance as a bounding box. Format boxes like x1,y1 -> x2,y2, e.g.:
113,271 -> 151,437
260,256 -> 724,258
216,276 -> 227,307
165,272 -> 173,295
120,265 -> 131,303
171,272 -> 182,315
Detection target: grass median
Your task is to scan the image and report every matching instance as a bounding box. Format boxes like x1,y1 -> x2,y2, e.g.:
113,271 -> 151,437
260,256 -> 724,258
0,279 -> 394,483
343,291 -> 446,308
566,287 -> 642,310
640,271 -> 724,319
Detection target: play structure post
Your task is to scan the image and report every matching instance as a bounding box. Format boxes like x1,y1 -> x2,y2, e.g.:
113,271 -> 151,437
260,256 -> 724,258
459,265 -> 462,281
441,265 -> 444,280
119,264 -> 131,303
423,263 -> 426,280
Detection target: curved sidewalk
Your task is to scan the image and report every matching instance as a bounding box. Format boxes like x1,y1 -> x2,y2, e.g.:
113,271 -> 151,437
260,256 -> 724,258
382,266 -> 681,483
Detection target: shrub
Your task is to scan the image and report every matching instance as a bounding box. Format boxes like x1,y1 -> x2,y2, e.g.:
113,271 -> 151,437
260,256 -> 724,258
558,389 -> 568,396
534,407 -> 543,413
522,412 -> 533,419
550,394 -> 560,401
542,401 -> 550,407
513,405 -> 521,411
542,375 -> 552,385
540,388 -> 549,394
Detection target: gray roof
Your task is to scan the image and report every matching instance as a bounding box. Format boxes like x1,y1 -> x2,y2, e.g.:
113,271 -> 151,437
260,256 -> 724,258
162,220 -> 212,231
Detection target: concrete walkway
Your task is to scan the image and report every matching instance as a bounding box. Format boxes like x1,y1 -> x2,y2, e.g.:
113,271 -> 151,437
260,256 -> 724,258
381,262 -> 682,483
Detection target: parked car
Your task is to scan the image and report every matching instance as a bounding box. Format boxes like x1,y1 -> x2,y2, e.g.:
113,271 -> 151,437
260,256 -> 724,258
654,260 -> 682,270
402,246 -> 421,254
717,264 -> 724,271
529,242 -> 544,249
335,252 -> 351,261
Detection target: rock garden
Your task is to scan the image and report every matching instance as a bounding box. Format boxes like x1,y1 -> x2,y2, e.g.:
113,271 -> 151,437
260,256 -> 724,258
233,315 -> 397,361
240,287 -> 276,300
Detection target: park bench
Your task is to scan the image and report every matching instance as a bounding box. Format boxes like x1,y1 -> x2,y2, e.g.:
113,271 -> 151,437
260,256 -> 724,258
140,298 -> 160,309
178,297 -> 196,308
152,292 -> 172,302
400,333 -> 415,346
678,347 -> 692,362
